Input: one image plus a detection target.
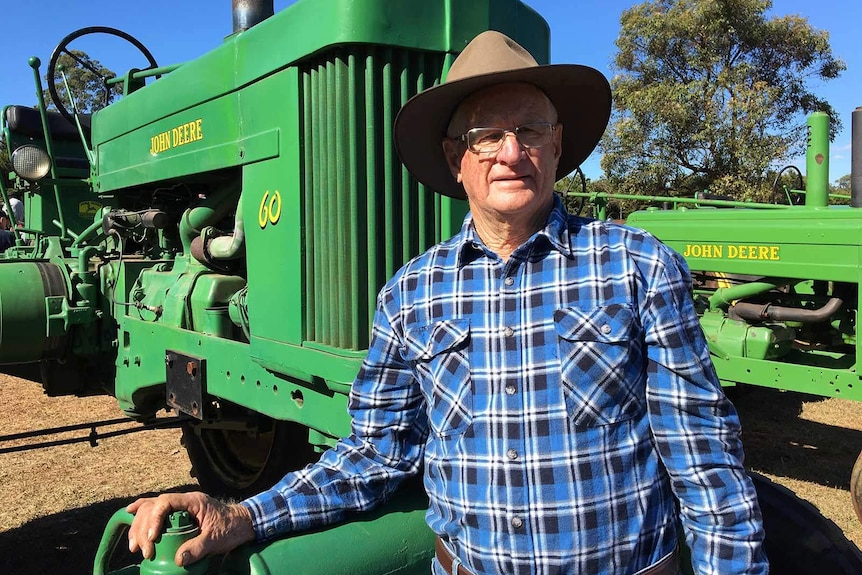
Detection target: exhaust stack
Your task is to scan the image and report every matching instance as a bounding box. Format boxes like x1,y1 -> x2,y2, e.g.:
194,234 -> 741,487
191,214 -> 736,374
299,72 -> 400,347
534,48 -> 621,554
232,0 -> 274,33
852,107 -> 862,207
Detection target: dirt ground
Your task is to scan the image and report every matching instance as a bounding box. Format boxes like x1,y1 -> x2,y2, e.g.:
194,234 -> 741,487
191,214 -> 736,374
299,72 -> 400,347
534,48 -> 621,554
0,372 -> 861,574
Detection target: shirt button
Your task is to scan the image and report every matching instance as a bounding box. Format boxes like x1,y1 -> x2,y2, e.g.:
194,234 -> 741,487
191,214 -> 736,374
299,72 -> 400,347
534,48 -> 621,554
504,277 -> 514,286
507,449 -> 519,460
504,327 -> 514,337
266,527 -> 276,535
601,324 -> 612,334
511,516 -> 523,528
505,385 -> 516,395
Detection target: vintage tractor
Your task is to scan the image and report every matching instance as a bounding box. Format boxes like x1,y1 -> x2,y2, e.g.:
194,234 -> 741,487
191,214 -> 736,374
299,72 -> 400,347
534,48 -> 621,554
2,0 -> 861,573
567,111 -> 862,525
0,0 -> 556,496
0,0 -> 550,572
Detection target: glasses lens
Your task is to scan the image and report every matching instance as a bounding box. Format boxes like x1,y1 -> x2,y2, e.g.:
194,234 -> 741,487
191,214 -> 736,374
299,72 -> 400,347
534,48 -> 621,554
468,128 -> 506,153
464,123 -> 553,153
516,123 -> 552,148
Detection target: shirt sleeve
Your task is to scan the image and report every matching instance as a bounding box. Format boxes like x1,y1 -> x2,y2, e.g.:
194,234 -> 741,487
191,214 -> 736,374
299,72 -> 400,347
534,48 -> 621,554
241,292 -> 428,541
640,246 -> 768,575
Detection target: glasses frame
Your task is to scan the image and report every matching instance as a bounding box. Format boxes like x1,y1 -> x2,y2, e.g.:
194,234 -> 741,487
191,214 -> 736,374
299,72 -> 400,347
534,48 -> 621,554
455,122 -> 556,154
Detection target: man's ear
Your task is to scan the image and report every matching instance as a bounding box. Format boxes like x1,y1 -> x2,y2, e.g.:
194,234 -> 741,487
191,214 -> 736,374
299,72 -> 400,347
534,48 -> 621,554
442,139 -> 463,182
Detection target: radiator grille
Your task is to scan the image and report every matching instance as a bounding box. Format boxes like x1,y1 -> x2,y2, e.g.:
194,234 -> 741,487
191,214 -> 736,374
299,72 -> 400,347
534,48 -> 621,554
301,46 -> 450,350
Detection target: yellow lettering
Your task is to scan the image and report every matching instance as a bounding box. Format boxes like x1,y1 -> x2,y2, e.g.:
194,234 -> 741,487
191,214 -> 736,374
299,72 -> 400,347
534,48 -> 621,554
259,191 -> 270,228
150,120 -> 204,154
770,246 -> 780,260
758,246 -> 768,259
728,245 -> 738,258
683,244 -> 727,259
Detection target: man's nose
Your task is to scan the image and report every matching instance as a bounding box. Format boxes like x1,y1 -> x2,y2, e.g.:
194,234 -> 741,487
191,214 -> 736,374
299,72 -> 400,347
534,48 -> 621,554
496,132 -> 525,162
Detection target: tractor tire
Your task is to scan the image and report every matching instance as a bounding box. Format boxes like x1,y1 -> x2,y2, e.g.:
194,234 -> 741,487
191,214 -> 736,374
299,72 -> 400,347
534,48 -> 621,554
182,417 -> 319,500
851,451 -> 862,524
751,471 -> 862,574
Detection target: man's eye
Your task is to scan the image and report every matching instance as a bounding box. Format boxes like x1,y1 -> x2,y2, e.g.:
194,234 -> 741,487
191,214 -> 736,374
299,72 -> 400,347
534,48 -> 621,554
518,125 -> 543,138
474,130 -> 503,144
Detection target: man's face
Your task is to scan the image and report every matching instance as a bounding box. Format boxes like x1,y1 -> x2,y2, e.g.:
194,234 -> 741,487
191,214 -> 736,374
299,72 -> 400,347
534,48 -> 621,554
0,214 -> 9,231
442,83 -> 562,223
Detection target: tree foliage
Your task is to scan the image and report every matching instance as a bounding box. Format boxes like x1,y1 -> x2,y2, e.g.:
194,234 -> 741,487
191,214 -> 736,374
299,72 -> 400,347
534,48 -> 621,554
601,0 -> 845,200
43,50 -> 123,114
0,138 -> 12,186
831,173 -> 851,195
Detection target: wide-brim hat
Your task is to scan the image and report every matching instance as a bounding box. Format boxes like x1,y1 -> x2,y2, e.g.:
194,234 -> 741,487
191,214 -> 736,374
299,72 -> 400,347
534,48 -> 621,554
395,30 -> 611,199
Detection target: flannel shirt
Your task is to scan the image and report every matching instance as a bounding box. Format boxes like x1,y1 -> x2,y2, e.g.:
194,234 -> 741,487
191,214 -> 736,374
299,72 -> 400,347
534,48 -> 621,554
242,195 -> 768,575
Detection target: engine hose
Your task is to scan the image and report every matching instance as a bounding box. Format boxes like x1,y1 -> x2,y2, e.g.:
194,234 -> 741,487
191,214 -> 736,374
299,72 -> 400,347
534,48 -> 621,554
179,184 -> 240,256
731,297 -> 843,323
205,193 -> 245,259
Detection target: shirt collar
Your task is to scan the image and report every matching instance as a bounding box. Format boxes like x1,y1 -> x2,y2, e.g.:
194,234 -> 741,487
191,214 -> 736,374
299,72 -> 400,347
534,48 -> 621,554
455,194 -> 574,267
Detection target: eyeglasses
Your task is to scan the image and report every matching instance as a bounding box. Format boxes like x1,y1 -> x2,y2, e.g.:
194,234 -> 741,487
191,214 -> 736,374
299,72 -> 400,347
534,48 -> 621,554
455,122 -> 556,154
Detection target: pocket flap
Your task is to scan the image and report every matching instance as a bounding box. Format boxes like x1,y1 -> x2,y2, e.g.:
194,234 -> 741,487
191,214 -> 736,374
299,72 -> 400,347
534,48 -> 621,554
554,305 -> 635,343
402,319 -> 471,361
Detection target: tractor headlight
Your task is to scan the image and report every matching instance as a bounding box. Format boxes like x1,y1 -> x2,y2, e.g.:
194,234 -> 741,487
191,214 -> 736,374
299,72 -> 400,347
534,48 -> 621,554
11,144 -> 51,181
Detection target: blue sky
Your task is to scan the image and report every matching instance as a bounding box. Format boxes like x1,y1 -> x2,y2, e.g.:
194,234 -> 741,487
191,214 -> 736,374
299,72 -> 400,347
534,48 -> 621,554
2,0 -> 859,183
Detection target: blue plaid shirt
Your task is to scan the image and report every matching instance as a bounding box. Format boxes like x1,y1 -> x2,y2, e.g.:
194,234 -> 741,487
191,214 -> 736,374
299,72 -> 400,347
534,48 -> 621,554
243,196 -> 767,575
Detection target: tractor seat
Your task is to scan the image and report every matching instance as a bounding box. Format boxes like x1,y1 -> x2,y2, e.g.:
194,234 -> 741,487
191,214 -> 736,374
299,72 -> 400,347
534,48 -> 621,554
5,105 -> 91,142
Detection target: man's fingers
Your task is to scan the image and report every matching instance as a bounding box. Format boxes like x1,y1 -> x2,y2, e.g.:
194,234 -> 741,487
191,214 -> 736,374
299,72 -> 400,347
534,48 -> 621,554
175,535 -> 209,567
127,494 -> 193,559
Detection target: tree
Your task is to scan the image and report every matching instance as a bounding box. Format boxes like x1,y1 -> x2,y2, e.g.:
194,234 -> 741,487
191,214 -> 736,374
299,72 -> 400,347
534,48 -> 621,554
601,0 -> 845,201
43,50 -> 123,114
831,173 -> 851,195
0,137 -> 12,187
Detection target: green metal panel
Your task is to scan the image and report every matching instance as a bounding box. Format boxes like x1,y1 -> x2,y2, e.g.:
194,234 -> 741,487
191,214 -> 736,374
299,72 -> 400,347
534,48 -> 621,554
628,207 -> 862,282
115,318 -> 352,438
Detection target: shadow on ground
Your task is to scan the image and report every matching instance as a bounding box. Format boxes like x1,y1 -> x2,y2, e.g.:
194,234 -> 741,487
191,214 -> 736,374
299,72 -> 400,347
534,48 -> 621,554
732,386 -> 862,489
0,487 -> 197,575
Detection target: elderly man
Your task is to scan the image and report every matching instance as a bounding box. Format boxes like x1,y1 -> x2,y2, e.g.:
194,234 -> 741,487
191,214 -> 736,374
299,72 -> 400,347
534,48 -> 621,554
128,31 -> 767,575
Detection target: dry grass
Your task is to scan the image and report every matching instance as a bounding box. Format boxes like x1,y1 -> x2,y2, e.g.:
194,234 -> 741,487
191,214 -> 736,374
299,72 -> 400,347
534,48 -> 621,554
732,385 -> 862,548
0,372 -> 197,574
0,372 -> 860,574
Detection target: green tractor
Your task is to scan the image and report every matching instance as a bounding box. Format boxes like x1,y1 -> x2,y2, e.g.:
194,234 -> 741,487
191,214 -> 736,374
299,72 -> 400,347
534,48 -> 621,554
566,111 -> 862,524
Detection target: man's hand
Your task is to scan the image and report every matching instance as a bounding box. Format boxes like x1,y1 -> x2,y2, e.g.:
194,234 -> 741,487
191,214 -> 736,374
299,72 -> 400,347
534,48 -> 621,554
127,492 -> 256,567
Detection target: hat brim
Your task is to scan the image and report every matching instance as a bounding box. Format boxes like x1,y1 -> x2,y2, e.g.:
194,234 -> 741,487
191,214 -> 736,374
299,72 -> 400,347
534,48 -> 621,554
395,64 -> 611,199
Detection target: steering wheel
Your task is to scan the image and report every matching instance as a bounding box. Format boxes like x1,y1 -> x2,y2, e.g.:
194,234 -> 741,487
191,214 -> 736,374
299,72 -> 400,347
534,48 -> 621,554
47,26 -> 159,125
770,165 -> 805,206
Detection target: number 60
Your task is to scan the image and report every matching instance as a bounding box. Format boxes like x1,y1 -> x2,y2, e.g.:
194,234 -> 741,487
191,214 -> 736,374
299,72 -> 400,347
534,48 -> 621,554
258,190 -> 282,228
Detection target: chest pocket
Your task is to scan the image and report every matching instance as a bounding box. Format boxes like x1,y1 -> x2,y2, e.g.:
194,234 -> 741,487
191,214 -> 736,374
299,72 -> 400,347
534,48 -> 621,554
402,319 -> 472,437
554,304 -> 644,427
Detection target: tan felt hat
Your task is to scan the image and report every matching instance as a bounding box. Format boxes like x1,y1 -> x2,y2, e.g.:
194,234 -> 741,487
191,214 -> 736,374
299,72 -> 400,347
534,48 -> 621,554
395,30 -> 611,199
